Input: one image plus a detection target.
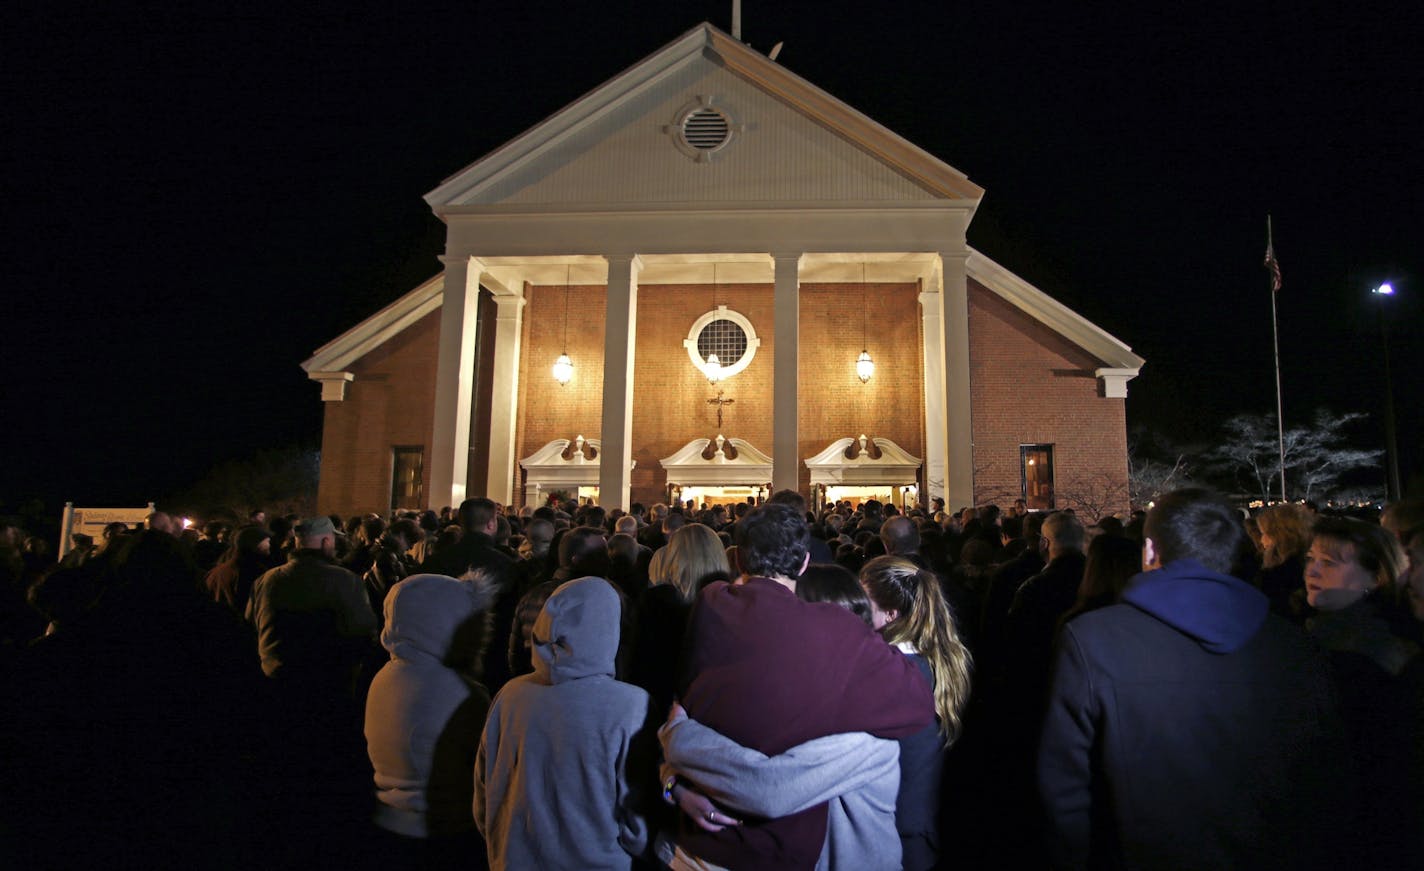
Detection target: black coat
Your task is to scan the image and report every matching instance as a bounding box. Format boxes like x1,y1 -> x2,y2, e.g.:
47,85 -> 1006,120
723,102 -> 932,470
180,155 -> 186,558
420,531 -> 515,691
1039,560 -> 1350,870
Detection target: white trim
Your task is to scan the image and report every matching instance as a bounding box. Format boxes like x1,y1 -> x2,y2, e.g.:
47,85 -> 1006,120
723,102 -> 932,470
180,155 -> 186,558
683,305 -> 761,380
303,249 -> 1145,382
309,371 -> 355,402
300,273 -> 444,373
805,437 -> 922,486
520,438 -> 635,489
1095,368 -> 1137,398
425,23 -> 984,208
966,248 -> 1145,373
660,436 -> 773,486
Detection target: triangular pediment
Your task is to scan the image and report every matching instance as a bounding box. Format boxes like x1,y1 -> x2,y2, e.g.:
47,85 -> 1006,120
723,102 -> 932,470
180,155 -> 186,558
427,24 -> 981,209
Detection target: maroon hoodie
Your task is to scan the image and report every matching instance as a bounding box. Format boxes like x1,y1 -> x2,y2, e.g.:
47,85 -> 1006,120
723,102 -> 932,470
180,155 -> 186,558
678,577 -> 934,870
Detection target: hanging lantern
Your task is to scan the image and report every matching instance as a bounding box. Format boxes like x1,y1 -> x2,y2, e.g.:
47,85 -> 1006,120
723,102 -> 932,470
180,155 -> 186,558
705,352 -> 722,384
552,353 -> 573,385
856,349 -> 874,383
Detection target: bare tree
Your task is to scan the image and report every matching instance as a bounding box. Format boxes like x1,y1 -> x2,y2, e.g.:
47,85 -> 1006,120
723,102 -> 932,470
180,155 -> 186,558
1055,472 -> 1131,523
1128,453 -> 1190,510
1125,425 -> 1201,510
972,458 -> 1021,509
1206,409 -> 1383,503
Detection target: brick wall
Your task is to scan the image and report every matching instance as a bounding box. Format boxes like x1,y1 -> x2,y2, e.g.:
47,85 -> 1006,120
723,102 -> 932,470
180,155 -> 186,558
316,308 -> 439,516
797,283 -> 925,495
318,278 -> 1129,519
967,279 -> 1129,519
512,283 -> 608,503
513,281 -> 923,507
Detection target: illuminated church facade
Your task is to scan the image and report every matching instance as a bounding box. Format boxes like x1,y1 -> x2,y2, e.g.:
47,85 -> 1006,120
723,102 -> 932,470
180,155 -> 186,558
301,23 -> 1143,516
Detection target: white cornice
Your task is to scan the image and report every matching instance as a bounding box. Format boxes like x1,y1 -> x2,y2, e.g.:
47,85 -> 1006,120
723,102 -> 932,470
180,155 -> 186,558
425,27 -> 710,206
966,247 -> 1145,374
304,249 -> 1145,387
309,371 -> 355,402
425,23 -> 983,209
705,28 -> 982,202
300,273 -> 444,374
435,201 -> 975,216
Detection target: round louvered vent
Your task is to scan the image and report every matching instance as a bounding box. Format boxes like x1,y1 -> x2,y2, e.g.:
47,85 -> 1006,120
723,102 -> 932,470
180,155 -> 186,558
681,107 -> 731,151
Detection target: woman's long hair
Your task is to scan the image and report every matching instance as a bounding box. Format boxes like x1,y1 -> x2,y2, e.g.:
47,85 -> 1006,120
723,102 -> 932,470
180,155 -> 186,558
860,555 -> 972,744
1256,503 -> 1314,568
657,523 -> 731,603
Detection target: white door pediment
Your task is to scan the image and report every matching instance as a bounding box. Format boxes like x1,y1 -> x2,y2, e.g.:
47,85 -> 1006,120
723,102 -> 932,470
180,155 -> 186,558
805,436 -> 921,486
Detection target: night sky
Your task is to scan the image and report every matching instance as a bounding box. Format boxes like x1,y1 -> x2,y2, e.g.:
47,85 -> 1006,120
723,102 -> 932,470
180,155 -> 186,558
4,1 -> 1421,511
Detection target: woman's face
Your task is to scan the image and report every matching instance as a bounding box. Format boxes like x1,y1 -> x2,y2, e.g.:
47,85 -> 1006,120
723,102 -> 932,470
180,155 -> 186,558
1304,539 -> 1376,610
1258,529 -> 1275,552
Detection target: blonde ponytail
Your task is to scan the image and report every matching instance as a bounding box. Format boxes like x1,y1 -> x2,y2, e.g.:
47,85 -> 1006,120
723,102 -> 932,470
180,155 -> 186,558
860,555 -> 973,744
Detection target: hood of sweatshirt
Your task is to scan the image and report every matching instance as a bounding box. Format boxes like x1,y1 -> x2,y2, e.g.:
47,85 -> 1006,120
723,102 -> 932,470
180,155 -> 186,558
381,573 -> 493,665
532,576 -> 620,684
1121,559 -> 1269,654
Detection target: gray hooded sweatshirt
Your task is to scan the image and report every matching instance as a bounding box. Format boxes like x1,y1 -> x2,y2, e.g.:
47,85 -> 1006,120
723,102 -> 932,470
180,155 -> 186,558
365,573 -> 493,837
475,576 -> 654,870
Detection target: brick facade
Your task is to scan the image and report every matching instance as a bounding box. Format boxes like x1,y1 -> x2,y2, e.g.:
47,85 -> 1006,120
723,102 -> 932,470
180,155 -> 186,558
316,279 -> 1128,519
967,279 -> 1129,516
316,308 -> 439,515
510,281 -> 924,508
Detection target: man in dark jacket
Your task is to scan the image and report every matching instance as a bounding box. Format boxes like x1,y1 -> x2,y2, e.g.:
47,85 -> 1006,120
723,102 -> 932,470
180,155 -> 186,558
246,515 -> 376,684
419,497 -> 513,582
1038,488 -> 1347,870
420,496 -> 515,692
1003,512 -> 1087,696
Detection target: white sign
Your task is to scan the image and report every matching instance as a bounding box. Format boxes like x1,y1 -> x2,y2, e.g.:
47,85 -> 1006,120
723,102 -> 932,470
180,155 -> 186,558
58,502 -> 155,557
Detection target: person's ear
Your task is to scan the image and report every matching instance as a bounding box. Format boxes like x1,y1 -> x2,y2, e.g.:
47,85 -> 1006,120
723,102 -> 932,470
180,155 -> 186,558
1143,537 -> 1161,571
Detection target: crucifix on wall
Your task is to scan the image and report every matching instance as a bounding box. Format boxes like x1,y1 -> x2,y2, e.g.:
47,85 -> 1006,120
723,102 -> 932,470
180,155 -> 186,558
707,389 -> 734,429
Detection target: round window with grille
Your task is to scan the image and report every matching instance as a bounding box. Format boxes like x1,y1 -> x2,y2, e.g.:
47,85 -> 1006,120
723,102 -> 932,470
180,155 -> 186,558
684,306 -> 760,380
697,318 -> 748,367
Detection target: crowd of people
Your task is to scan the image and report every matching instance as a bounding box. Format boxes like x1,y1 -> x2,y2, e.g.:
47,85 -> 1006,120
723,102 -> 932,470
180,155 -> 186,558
1,490 -> 1421,870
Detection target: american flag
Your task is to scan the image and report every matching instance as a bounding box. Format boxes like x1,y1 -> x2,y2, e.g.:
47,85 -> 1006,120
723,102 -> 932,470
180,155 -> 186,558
1264,218 -> 1282,292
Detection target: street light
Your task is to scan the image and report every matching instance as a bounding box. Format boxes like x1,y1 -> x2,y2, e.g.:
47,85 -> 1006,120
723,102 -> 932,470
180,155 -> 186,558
1371,282 -> 1401,501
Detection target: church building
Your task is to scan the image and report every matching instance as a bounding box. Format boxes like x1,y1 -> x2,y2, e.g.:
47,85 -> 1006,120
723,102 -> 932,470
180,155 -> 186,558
301,23 -> 1143,517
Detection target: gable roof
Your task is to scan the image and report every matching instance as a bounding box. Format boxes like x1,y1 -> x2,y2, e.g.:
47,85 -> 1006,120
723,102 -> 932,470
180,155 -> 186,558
424,23 -> 984,208
966,248 -> 1145,371
300,273 -> 442,374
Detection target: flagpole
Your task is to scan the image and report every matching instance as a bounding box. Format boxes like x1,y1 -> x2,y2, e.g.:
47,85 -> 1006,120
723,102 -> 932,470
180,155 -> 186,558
1266,215 -> 1287,502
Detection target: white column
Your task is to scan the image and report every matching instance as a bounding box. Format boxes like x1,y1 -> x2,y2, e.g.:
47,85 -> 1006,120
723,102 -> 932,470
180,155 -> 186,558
939,252 -> 974,510
485,291 -> 526,505
598,254 -> 641,510
428,255 -> 481,510
772,252 -> 802,494
919,278 -> 948,506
